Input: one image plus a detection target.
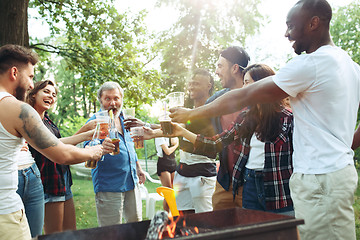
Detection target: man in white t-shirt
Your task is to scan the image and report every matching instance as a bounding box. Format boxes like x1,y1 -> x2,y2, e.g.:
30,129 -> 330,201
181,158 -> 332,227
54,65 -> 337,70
170,1 -> 359,239
0,45 -> 104,240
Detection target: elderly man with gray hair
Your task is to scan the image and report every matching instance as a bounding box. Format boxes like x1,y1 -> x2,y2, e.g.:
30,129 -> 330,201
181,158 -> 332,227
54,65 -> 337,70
84,81 -> 145,226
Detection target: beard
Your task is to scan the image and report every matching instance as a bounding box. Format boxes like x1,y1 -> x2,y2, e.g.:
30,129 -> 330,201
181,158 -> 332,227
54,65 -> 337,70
100,103 -> 122,118
14,85 -> 27,101
294,44 -> 303,55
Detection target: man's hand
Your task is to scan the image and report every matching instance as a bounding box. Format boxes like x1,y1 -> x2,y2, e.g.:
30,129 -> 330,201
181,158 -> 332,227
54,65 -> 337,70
136,162 -> 146,184
169,107 -> 192,123
87,144 -> 104,161
101,138 -> 115,155
123,117 -> 145,130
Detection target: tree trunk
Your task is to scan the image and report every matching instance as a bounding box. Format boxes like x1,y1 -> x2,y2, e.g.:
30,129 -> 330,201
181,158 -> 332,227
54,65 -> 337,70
0,0 -> 29,46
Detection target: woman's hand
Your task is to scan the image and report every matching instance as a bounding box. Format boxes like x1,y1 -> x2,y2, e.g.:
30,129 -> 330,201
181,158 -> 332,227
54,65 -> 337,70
76,119 -> 99,134
143,127 -> 162,140
169,122 -> 186,137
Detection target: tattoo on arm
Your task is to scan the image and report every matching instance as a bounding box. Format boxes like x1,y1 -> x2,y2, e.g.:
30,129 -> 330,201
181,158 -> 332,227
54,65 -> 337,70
19,104 -> 59,149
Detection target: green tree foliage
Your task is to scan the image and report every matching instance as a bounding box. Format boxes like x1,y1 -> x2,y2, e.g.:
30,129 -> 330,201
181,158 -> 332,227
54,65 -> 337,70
29,0 -> 165,119
156,0 -> 262,93
331,0 -> 360,64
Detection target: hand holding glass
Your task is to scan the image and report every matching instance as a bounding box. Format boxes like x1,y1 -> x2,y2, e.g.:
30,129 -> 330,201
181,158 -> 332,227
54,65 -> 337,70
85,124 -> 102,169
131,127 -> 144,149
159,98 -> 173,135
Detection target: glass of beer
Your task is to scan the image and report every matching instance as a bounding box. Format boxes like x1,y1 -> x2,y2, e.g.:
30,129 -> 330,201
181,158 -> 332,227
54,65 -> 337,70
130,127 -> 144,149
110,138 -> 120,155
159,98 -> 173,135
122,108 -> 135,120
95,111 -> 110,139
167,92 -> 185,108
85,139 -> 101,169
159,116 -> 173,135
109,125 -> 120,155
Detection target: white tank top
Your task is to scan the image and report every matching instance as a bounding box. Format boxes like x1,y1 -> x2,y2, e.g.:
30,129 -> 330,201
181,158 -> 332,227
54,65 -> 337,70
245,134 -> 265,170
16,149 -> 35,167
0,92 -> 24,214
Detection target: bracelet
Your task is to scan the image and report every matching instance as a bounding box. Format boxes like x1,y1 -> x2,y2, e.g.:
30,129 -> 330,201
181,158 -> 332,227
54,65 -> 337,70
144,123 -> 151,128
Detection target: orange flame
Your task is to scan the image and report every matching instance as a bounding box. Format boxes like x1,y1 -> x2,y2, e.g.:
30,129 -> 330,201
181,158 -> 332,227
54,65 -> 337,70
158,212 -> 182,239
158,212 -> 200,239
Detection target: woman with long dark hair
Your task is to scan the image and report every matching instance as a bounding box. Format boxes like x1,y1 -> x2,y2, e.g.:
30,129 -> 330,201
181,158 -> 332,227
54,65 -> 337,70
25,80 -> 102,234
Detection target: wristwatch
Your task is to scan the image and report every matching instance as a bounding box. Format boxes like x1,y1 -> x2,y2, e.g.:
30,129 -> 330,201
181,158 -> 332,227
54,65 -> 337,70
144,123 -> 151,128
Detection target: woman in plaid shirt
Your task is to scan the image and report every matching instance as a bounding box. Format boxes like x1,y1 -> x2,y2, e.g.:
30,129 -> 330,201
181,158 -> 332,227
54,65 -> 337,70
145,64 -> 294,215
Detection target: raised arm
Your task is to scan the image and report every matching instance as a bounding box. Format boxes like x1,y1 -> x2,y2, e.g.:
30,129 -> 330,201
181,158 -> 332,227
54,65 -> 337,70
74,119 -> 98,135
143,123 -> 197,143
5,98 -> 103,165
60,129 -> 94,145
170,76 -> 288,123
123,117 -> 160,130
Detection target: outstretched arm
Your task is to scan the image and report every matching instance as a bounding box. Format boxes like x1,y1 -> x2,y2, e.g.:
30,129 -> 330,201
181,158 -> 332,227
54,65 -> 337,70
4,98 -> 103,165
74,119 -> 98,135
143,123 -> 197,143
170,76 -> 288,123
123,117 -> 160,130
60,129 -> 94,145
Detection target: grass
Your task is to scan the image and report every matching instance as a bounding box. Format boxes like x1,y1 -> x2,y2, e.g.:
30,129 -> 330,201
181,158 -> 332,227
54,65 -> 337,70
71,170 -> 360,239
71,171 -> 163,229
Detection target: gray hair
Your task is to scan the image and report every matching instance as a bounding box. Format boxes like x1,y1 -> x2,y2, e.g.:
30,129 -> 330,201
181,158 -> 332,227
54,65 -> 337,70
97,81 -> 124,102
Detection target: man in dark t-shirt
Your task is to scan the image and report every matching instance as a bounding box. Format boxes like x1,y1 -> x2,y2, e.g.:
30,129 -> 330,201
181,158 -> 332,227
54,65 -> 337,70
174,69 -> 216,214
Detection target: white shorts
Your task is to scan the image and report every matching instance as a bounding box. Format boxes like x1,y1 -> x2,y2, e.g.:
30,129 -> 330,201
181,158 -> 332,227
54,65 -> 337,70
95,184 -> 142,227
290,164 -> 358,240
173,172 -> 216,213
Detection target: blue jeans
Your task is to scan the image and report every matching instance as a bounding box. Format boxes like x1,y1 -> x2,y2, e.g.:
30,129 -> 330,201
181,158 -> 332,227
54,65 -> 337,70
17,163 -> 44,238
242,168 -> 294,216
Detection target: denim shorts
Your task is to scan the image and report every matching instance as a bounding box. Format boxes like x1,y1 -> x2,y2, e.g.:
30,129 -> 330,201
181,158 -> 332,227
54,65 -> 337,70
44,169 -> 73,203
242,168 -> 294,216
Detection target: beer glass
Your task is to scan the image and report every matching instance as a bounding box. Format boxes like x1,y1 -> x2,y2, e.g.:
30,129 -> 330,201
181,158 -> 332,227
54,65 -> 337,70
131,127 -> 144,149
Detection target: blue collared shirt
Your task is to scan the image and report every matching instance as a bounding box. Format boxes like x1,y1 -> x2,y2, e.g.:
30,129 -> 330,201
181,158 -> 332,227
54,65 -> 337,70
84,112 -> 138,193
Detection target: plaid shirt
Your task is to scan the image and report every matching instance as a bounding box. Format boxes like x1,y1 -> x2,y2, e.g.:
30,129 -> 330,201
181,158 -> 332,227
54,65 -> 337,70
194,108 -> 293,210
29,112 -> 71,196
